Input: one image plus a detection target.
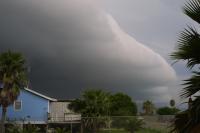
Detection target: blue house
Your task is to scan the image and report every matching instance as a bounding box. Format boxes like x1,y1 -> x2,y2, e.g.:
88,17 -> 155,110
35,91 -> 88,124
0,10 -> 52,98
0,88 -> 57,124
0,88 -> 81,126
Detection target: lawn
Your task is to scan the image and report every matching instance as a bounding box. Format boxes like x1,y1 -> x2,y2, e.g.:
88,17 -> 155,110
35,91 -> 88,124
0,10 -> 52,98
136,128 -> 168,133
98,128 -> 168,133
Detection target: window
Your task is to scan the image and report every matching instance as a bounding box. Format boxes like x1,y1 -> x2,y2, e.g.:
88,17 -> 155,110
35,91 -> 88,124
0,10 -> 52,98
14,100 -> 22,111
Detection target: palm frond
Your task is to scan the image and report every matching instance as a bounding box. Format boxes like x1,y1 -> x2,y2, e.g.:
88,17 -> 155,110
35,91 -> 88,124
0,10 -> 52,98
170,110 -> 190,133
171,97 -> 200,133
181,71 -> 200,98
190,96 -> 200,122
171,26 -> 200,68
183,0 -> 200,24
0,51 -> 27,107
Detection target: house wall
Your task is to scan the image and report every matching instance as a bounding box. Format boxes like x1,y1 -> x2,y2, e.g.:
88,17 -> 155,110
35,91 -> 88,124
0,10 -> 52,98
49,102 -> 72,119
0,89 -> 49,124
49,102 -> 81,122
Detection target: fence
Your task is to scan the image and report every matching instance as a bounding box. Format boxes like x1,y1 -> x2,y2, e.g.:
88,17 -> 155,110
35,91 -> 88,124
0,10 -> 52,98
47,115 -> 174,133
6,115 -> 174,133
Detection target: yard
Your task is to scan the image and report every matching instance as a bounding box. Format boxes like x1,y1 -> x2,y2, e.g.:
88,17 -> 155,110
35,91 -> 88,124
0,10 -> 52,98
98,128 -> 168,133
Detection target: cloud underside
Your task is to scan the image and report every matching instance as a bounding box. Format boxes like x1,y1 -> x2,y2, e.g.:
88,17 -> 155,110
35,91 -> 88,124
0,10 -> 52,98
0,0 -> 176,101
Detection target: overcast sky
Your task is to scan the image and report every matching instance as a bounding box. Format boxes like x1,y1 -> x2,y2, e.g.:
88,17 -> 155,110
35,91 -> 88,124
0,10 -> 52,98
0,0 -> 194,104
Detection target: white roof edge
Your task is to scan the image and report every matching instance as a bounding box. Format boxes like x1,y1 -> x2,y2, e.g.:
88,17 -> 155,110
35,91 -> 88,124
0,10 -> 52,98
24,88 -> 57,101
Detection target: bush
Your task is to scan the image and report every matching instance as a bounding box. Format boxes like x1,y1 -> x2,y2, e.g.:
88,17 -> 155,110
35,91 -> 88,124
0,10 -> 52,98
136,128 -> 167,133
7,124 -> 40,133
157,107 -> 180,115
55,127 -> 70,133
124,117 -> 144,133
23,124 -> 40,133
7,124 -> 21,133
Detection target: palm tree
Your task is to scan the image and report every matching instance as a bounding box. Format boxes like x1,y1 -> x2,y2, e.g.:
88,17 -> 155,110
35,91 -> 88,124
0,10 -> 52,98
69,89 -> 110,133
170,99 -> 175,108
0,51 -> 27,133
142,100 -> 155,115
170,0 -> 200,132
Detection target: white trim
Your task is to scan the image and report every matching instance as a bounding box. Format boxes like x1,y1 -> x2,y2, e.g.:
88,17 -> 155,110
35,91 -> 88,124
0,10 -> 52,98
48,100 -> 50,113
24,88 -> 57,101
9,120 -> 47,124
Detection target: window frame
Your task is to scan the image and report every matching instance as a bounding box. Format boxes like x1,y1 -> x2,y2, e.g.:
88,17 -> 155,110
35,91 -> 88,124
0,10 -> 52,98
14,100 -> 22,111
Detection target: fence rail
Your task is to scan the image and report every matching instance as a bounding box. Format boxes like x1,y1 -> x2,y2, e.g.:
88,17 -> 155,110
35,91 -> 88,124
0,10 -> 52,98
6,115 -> 174,133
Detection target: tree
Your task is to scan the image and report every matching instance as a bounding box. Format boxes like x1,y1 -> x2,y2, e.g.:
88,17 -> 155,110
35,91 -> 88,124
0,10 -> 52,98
170,0 -> 200,132
69,89 -> 110,133
110,93 -> 137,130
157,107 -> 180,115
142,100 -> 155,115
0,51 -> 27,133
110,93 -> 137,116
170,99 -> 175,108
69,89 -> 110,117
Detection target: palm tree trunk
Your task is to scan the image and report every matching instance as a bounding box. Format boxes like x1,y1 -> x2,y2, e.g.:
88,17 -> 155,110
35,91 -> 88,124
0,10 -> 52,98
81,120 -> 83,133
0,107 -> 7,133
93,119 -> 97,133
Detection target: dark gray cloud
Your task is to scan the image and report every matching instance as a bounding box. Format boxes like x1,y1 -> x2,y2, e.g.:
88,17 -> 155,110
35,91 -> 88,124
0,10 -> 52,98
0,0 -> 176,101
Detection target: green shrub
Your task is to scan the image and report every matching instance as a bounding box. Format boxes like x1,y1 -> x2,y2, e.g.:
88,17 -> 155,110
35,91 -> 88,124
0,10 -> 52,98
7,125 -> 21,133
55,127 -> 70,133
124,117 -> 144,133
157,107 -> 180,115
7,124 -> 40,133
136,128 -> 167,133
22,124 -> 40,133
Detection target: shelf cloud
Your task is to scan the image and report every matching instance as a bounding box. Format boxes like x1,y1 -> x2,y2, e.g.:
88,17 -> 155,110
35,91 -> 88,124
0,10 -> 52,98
0,0 -> 176,101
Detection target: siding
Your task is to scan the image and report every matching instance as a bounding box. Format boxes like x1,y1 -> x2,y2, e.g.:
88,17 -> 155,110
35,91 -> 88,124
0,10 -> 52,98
49,102 -> 71,120
49,102 -> 81,122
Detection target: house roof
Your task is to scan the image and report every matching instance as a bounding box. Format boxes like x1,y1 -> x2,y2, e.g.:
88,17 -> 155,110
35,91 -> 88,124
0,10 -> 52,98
56,99 -> 75,102
24,88 -> 57,101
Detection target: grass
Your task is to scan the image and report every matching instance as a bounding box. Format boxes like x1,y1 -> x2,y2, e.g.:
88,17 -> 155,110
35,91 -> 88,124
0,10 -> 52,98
98,129 -> 127,133
136,128 -> 168,133
98,128 -> 168,133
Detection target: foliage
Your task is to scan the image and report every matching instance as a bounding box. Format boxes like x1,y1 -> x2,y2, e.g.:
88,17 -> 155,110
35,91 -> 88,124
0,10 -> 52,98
111,117 -> 144,133
98,129 -> 127,133
156,107 -> 180,115
111,117 -> 128,129
69,89 -> 111,133
110,93 -> 137,116
142,100 -> 155,115
0,51 -> 27,106
55,127 -> 69,133
98,128 -> 167,133
170,0 -> 200,132
124,117 -> 144,133
136,128 -> 167,133
170,99 -> 175,108
69,89 -> 111,117
69,90 -> 138,117
0,51 -> 27,133
22,124 -> 40,133
68,99 -> 86,113
7,124 -> 40,133
69,90 -> 138,133
183,0 -> 200,24
7,124 -> 21,133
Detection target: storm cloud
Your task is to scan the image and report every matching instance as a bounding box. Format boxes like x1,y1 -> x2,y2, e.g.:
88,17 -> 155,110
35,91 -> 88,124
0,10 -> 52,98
0,0 -> 176,101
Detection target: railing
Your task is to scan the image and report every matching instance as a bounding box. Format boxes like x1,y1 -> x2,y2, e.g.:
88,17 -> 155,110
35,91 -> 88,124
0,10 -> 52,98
48,114 -> 81,123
